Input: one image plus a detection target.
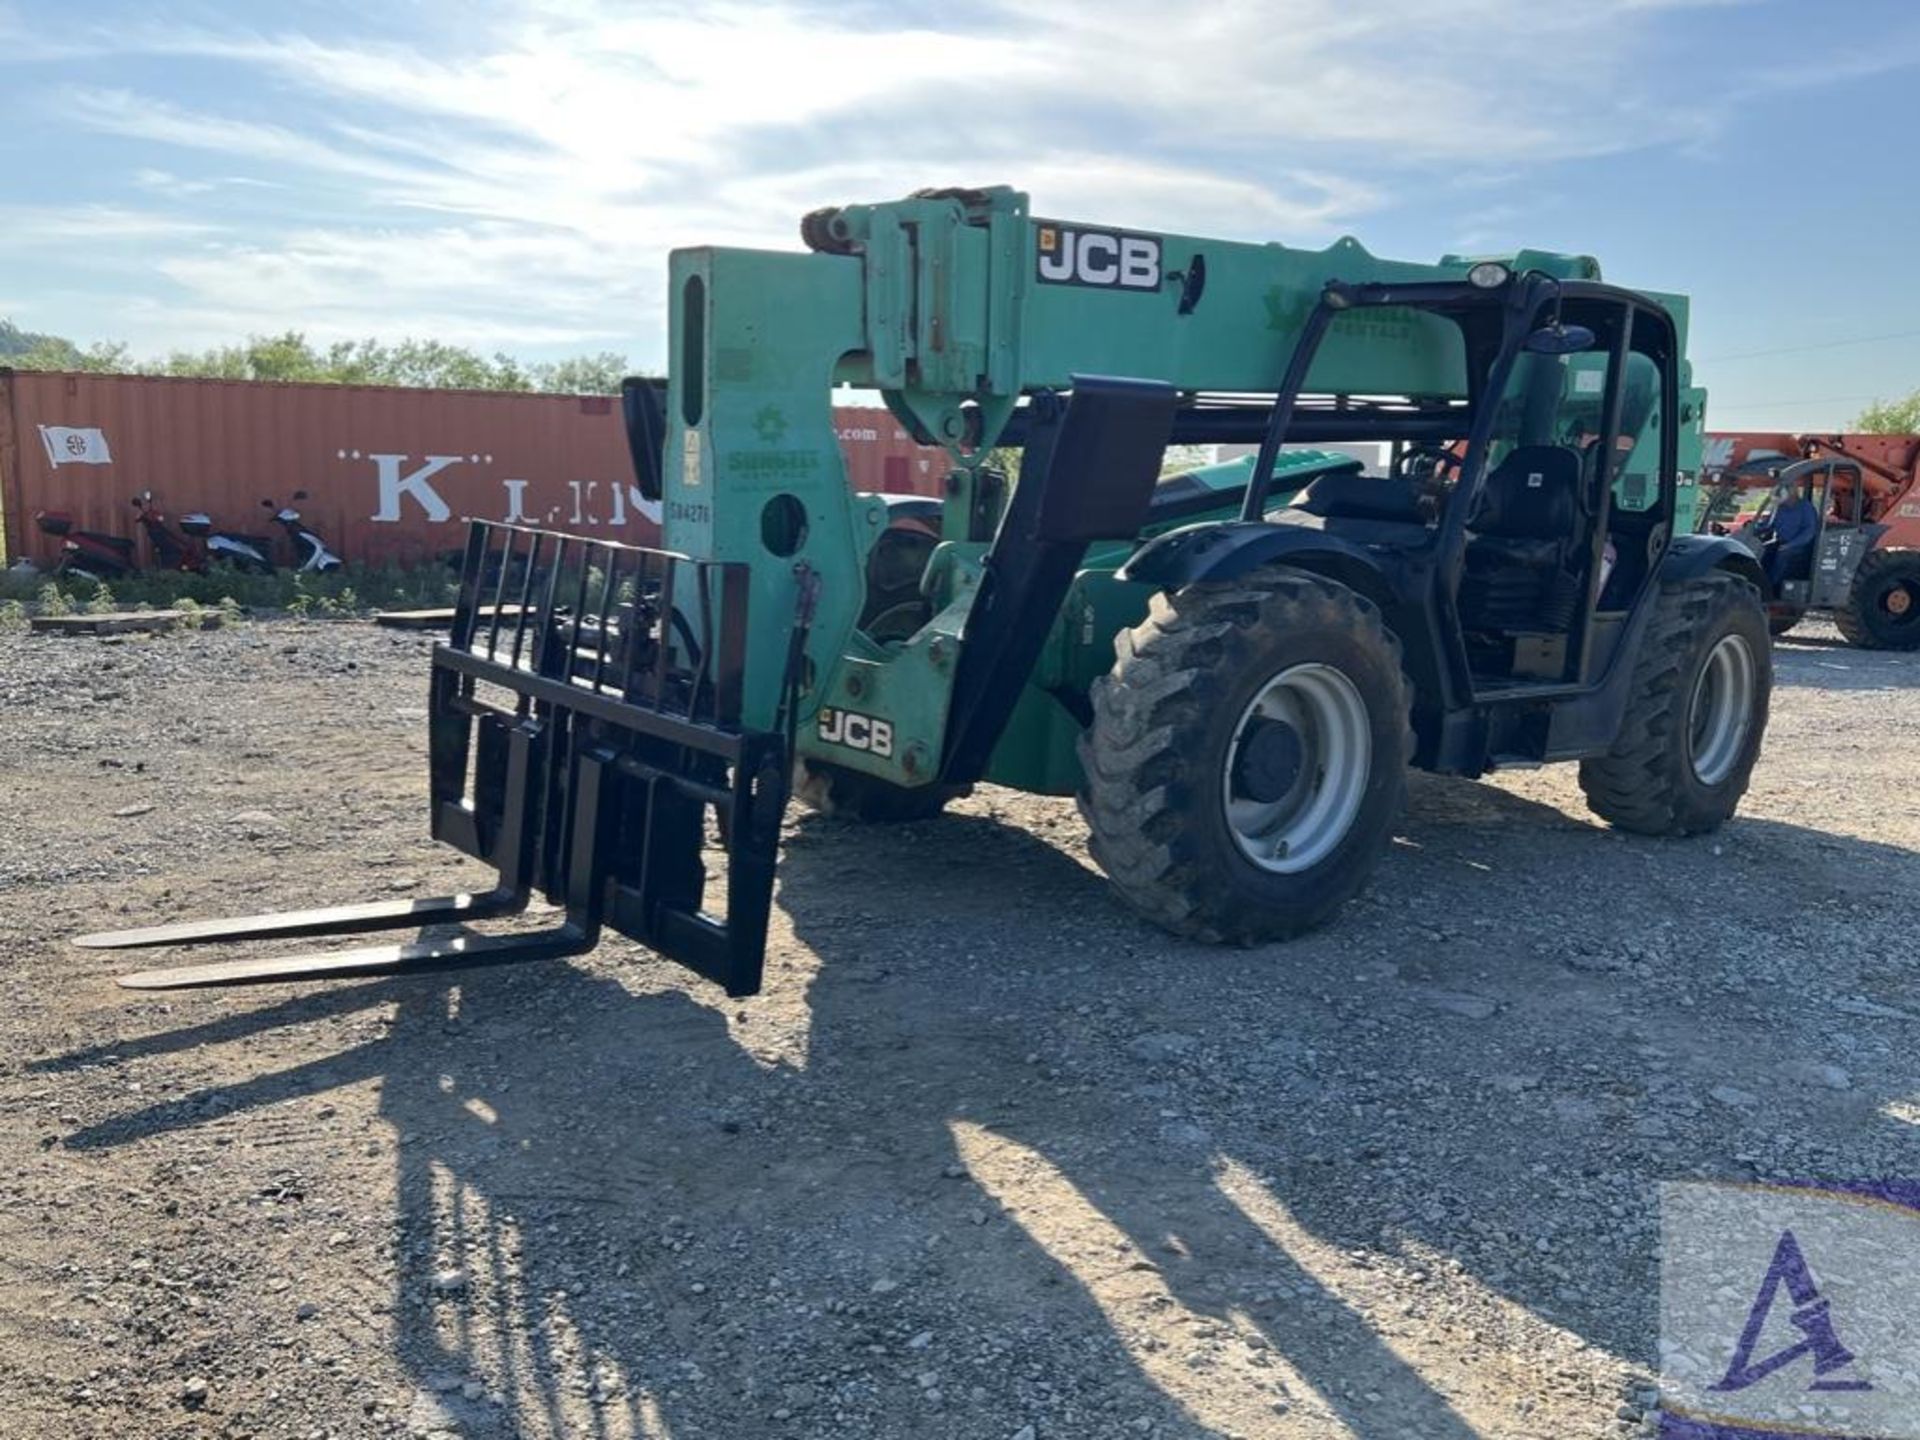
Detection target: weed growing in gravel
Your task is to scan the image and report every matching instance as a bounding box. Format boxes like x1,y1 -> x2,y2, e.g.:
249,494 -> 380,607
0,562 -> 457,618
170,596 -> 227,631
0,600 -> 25,632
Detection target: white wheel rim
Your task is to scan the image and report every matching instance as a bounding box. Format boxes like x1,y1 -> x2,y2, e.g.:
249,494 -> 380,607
1221,662 -> 1373,874
1688,633 -> 1756,786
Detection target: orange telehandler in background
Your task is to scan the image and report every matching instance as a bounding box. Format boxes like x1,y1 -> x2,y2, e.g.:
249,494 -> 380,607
1705,432 -> 1920,647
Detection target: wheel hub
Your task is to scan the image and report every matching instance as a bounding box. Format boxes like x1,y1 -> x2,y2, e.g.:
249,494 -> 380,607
1231,718 -> 1306,804
1221,662 -> 1373,875
1687,633 -> 1756,787
1885,585 -> 1913,617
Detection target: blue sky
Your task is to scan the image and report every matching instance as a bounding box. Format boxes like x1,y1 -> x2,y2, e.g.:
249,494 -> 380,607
0,0 -> 1916,429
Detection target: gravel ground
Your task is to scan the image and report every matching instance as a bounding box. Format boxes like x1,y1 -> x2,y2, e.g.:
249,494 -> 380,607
1,616 -> 1917,1440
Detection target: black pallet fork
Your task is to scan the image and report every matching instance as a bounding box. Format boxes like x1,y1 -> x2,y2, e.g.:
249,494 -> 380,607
79,521 -> 799,999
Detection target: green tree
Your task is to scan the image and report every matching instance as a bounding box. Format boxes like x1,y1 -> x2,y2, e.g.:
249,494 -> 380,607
531,352 -> 630,395
1854,390 -> 1920,434
1,322 -> 631,394
2,318 -> 132,372
152,331 -> 329,381
1160,443 -> 1216,477
0,318 -> 53,358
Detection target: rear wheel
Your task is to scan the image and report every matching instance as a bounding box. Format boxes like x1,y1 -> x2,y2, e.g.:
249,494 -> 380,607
1579,570 -> 1769,835
792,760 -> 968,823
1834,551 -> 1920,650
1077,566 -> 1411,943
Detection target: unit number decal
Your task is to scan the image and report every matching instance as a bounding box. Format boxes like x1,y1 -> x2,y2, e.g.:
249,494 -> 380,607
1035,223 -> 1162,291
818,707 -> 894,758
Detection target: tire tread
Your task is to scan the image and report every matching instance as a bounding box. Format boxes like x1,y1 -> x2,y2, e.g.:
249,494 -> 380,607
1578,570 -> 1768,835
1077,567 -> 1411,943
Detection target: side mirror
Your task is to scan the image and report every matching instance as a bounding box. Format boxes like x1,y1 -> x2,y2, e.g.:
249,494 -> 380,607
1524,323 -> 1596,355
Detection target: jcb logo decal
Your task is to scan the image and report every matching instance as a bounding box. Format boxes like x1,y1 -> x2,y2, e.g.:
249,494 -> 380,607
1036,223 -> 1162,291
818,707 -> 894,758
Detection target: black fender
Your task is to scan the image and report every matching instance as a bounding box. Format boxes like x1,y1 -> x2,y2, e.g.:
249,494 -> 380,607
1119,519 -> 1450,728
1118,520 -> 1405,607
1660,532 -> 1765,592
1845,533 -> 1907,573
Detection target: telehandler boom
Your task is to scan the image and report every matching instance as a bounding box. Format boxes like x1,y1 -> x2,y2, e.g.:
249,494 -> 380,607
81,186 -> 1768,995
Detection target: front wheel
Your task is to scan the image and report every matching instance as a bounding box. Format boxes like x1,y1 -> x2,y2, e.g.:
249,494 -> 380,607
1077,566 -> 1411,944
1579,570 -> 1770,835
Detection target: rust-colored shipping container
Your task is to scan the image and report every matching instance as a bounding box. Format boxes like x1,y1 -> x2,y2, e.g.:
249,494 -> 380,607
0,370 -> 946,568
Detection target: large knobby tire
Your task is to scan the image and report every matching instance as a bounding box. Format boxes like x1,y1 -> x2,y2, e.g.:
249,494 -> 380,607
1077,566 -> 1411,944
1834,550 -> 1920,650
793,759 -> 969,822
1579,571 -> 1770,836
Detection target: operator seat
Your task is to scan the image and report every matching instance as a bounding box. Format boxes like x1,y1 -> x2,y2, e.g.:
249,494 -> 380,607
1458,445 -> 1584,632
1295,469 -> 1426,525
1288,468 -> 1436,549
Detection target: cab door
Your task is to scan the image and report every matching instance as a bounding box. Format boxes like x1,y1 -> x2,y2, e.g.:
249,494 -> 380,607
1811,461 -> 1875,609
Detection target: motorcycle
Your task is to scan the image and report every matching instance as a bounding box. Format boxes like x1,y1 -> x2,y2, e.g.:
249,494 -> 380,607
33,510 -> 137,583
261,491 -> 342,573
130,491 -> 206,573
180,510 -> 277,574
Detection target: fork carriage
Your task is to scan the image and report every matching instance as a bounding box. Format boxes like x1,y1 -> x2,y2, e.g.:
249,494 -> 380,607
90,521 -> 797,998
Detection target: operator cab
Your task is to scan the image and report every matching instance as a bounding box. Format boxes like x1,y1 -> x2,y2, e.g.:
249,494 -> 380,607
1246,273 -> 1681,694
1729,454 -> 1872,621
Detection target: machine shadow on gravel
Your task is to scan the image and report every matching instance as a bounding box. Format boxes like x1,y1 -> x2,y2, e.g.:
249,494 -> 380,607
777,788 -> 1920,1425
40,781 -> 1920,1439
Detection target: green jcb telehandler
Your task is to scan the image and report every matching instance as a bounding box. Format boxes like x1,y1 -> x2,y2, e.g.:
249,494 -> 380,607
80,186 -> 1770,996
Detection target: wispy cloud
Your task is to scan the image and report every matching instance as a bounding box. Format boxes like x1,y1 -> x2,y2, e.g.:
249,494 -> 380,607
131,168 -> 286,198
0,204 -> 216,244
0,0 -> 1790,355
66,87 -> 432,189
152,220 -> 653,348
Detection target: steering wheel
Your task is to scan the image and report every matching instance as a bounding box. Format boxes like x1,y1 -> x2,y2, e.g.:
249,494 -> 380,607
1394,444 -> 1461,484
1394,445 -> 1464,516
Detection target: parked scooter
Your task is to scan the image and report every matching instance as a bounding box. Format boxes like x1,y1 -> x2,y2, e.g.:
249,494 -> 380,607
130,491 -> 206,573
179,510 -> 277,574
33,511 -> 137,583
262,491 -> 342,573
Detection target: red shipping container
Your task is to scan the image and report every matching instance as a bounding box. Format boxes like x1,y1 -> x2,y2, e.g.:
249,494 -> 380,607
0,370 -> 947,568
